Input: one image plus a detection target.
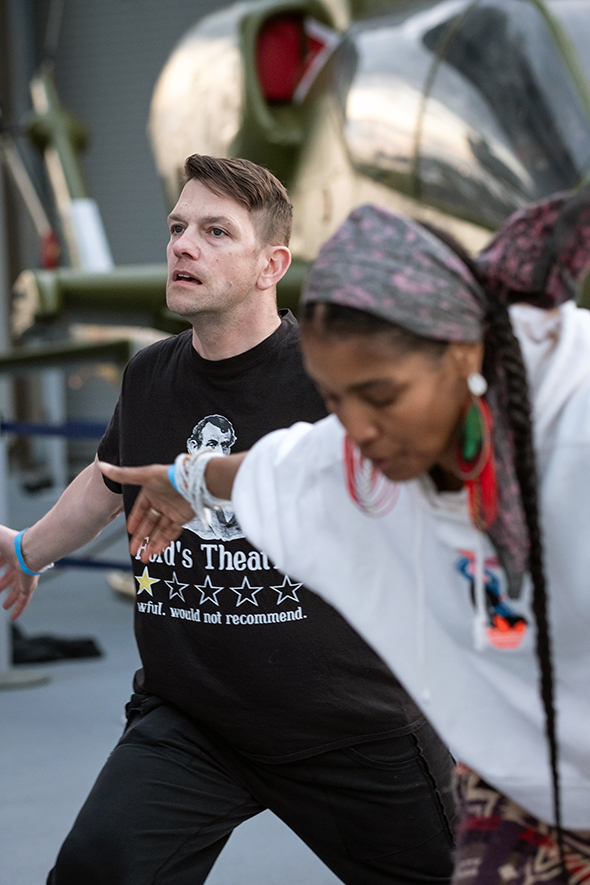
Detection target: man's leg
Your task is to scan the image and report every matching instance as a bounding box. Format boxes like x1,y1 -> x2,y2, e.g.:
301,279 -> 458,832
47,696 -> 263,885
242,718 -> 456,885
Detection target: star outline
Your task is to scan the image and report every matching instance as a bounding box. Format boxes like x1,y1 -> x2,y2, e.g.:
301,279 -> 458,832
165,571 -> 190,602
230,576 -> 263,607
270,574 -> 303,605
195,574 -> 224,606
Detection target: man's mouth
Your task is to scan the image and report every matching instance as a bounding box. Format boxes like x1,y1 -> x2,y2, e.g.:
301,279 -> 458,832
173,271 -> 202,284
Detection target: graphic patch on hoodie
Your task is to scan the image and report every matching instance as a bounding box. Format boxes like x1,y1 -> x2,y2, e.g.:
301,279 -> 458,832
456,551 -> 528,650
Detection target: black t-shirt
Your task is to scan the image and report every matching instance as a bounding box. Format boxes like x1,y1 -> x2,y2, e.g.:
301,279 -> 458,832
98,311 -> 423,761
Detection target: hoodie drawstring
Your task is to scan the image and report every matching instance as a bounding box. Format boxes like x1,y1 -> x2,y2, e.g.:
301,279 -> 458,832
473,531 -> 488,651
415,501 -> 432,702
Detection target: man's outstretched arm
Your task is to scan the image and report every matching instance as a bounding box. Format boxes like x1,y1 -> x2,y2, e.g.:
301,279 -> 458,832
0,455 -> 124,620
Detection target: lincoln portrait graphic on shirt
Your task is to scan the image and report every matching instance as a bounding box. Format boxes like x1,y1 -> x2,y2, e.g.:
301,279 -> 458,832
183,414 -> 244,542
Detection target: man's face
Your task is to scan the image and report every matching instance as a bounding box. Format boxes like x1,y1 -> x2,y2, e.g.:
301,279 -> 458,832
189,422 -> 233,455
166,179 -> 269,321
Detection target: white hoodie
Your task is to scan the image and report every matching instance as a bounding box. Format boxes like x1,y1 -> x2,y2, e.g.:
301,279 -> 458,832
233,301 -> 590,829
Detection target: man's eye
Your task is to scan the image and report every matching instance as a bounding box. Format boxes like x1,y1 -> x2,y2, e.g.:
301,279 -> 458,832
170,224 -> 184,235
211,228 -> 225,237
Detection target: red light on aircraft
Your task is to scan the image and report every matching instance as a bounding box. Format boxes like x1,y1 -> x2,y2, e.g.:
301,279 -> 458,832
257,14 -> 304,102
256,14 -> 339,104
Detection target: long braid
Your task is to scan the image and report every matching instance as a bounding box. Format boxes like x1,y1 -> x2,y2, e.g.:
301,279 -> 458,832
421,220 -> 566,874
485,297 -> 564,865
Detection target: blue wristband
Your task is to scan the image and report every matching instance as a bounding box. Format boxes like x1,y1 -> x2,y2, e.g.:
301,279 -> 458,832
14,529 -> 53,576
167,463 -> 179,491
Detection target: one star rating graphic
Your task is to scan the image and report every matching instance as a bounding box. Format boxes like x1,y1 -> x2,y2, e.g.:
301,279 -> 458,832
165,571 -> 190,602
231,576 -> 263,607
270,574 -> 303,604
135,567 -> 160,597
196,575 -> 224,606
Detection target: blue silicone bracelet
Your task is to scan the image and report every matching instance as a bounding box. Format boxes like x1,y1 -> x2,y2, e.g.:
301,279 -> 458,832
167,463 -> 179,491
14,529 -> 43,576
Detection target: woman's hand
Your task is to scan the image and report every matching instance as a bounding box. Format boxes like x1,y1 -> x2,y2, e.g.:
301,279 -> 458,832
0,525 -> 40,620
99,462 -> 196,561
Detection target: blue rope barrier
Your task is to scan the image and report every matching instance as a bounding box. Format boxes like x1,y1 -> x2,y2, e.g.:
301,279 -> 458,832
0,421 -> 130,573
0,419 -> 108,439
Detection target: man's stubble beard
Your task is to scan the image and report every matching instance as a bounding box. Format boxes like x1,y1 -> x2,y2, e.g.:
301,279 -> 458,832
165,286 -> 233,322
166,272 -> 259,322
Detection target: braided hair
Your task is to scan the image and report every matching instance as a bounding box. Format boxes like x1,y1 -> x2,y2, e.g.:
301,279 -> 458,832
450,235 -> 564,870
301,225 -> 565,874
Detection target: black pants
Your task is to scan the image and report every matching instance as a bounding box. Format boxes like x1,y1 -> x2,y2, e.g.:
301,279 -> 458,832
48,695 -> 456,885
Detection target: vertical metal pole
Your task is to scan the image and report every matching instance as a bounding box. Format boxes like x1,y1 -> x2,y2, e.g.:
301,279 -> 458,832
0,134 -> 14,677
27,63 -> 114,490
42,368 -> 68,492
0,445 -> 10,676
0,167 -> 48,688
0,0 -> 49,687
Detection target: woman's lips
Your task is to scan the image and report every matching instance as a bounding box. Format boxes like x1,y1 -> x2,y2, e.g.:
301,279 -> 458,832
370,457 -> 394,473
366,453 -> 409,479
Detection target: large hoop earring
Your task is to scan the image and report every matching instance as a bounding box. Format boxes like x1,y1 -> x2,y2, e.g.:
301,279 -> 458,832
453,375 -> 498,531
343,437 -> 399,517
455,404 -> 491,480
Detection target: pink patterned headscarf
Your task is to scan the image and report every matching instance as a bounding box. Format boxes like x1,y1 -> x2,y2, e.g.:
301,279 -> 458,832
302,188 -> 590,597
477,186 -> 590,306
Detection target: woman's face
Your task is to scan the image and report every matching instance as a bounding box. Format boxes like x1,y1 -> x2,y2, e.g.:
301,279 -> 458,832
302,330 -> 484,483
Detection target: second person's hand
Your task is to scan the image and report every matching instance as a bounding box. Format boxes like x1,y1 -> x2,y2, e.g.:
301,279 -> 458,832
98,462 -> 195,561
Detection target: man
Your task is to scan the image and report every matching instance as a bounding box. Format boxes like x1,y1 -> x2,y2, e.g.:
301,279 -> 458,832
0,155 -> 455,885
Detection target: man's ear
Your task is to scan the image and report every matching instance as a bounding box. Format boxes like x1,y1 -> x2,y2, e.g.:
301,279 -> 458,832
257,246 -> 292,291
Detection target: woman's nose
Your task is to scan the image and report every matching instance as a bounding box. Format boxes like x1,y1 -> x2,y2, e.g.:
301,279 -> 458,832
338,401 -> 379,447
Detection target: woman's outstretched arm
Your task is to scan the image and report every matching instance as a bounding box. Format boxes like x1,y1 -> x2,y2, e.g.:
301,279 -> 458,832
99,452 -> 247,561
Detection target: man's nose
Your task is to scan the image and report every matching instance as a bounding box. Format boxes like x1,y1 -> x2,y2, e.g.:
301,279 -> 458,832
172,229 -> 200,259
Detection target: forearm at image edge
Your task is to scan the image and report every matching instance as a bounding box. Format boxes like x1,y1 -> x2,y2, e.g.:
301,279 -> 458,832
205,452 -> 247,501
19,455 -> 124,572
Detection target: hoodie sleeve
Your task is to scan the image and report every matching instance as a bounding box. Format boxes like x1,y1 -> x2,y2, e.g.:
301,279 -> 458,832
231,421 -> 316,573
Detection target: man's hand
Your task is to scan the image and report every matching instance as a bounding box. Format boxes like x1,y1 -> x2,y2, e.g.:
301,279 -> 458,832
98,462 -> 195,562
0,525 -> 40,620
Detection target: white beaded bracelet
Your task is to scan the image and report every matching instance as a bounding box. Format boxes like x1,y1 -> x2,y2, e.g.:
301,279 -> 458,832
172,450 -> 231,528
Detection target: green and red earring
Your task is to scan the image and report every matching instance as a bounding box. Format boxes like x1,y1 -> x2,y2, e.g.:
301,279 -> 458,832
455,372 -> 498,531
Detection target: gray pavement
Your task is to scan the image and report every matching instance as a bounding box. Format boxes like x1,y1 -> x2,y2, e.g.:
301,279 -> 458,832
0,481 -> 341,885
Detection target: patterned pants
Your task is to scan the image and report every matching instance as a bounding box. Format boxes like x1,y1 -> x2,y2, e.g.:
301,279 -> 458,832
452,766 -> 590,885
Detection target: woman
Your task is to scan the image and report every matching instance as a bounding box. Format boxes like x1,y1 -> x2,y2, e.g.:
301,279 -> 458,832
93,192 -> 590,881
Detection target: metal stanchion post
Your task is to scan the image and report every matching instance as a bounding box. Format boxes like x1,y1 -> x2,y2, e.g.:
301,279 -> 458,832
0,423 -> 51,690
42,367 -> 68,492
0,140 -> 49,689
0,432 -> 10,674
0,427 -> 49,688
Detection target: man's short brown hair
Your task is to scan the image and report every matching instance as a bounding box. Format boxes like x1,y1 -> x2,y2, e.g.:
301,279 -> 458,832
184,155 -> 292,247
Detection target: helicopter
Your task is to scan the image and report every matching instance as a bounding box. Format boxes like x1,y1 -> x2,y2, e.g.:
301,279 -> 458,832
11,0 -> 590,336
